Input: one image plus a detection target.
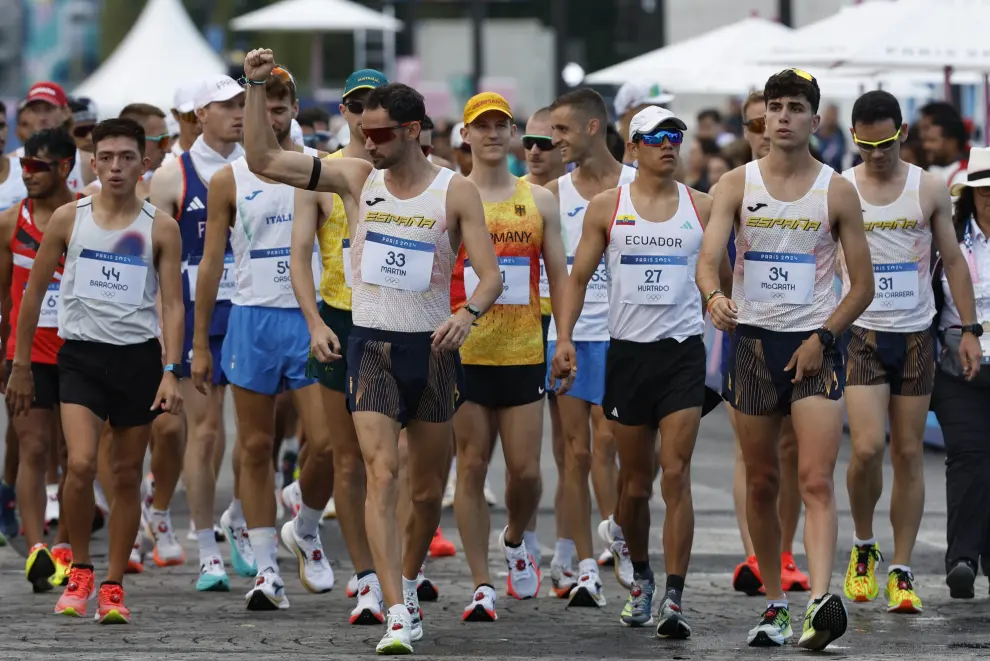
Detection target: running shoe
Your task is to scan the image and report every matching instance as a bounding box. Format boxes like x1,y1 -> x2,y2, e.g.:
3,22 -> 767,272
597,549 -> 614,567
126,540 -> 145,574
196,556 -> 231,592
429,527 -> 456,558
416,565 -> 439,602
655,591 -> 691,639
843,542 -> 882,602
462,585 -> 498,622
187,522 -> 227,543
568,565 -> 606,608
95,583 -> 130,624
346,573 -> 359,598
500,527 -> 540,599
44,483 -> 60,528
322,497 -> 337,520
280,520 -> 335,593
351,573 -> 385,625
403,583 -> 424,642
946,560 -> 977,599
597,519 -> 633,589
733,555 -> 764,596
376,604 -> 414,655
245,568 -> 290,611
145,509 -> 186,567
483,476 -> 497,506
0,481 -> 18,539
885,568 -> 922,613
548,563 -> 577,598
55,565 -> 96,617
797,593 -> 847,651
747,604 -> 791,646
26,543 -> 56,593
619,576 -> 655,627
49,545 -> 72,587
280,481 -> 303,520
220,508 -> 257,578
781,551 -> 810,591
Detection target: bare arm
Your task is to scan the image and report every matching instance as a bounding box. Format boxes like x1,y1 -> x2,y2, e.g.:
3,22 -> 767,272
290,187 -> 332,330
534,185 -> 568,318
0,206 -> 18,357
153,210 -> 185,366
929,173 -> 977,325
691,190 -> 733,293
825,175 -> 873,334
453,176 -> 501,313
555,189 -> 616,344
696,168 -> 742,298
192,165 -> 234,350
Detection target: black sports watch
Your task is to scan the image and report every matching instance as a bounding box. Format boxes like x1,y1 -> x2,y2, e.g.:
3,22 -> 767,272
813,327 -> 836,349
163,363 -> 184,378
464,303 -> 481,319
960,323 -> 984,337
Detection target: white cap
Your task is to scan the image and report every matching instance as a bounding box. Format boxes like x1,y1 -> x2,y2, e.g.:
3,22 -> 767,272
172,81 -> 199,114
614,82 -> 675,118
290,118 -> 304,146
629,106 -> 687,137
165,115 -> 180,137
193,75 -> 244,111
450,122 -> 465,149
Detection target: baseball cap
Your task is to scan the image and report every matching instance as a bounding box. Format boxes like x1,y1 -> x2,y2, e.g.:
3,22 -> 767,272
172,81 -> 199,114
70,97 -> 98,125
629,106 -> 687,138
614,82 -> 675,118
463,92 -> 512,125
450,122 -> 465,149
20,81 -> 68,109
193,75 -> 244,111
343,69 -> 388,99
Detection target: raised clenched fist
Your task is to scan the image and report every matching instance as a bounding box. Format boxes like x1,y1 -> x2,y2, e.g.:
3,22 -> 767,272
243,48 -> 275,81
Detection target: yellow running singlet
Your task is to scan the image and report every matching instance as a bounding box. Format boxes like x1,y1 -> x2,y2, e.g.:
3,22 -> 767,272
317,149 -> 351,311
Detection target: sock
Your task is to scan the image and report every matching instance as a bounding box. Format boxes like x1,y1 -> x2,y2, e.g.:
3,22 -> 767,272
247,527 -> 277,574
228,498 -> 245,524
504,535 -> 522,549
666,574 -> 685,605
553,538 -> 576,567
100,580 -> 121,587
294,503 -> 323,539
402,575 -> 418,594
631,560 -> 653,581
523,530 -> 539,553
477,582 -> 495,591
853,535 -> 876,547
888,564 -> 911,575
197,529 -> 221,564
608,514 -> 624,540
768,598 -> 788,610
578,557 -> 597,575
150,507 -> 168,519
357,569 -> 376,580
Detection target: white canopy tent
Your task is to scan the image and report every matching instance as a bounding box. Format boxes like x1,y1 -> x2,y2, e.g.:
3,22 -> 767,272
73,0 -> 227,116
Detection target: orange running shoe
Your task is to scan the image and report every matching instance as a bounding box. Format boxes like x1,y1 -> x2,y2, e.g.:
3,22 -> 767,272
50,546 -> 72,588
96,583 -> 131,624
781,551 -> 810,592
429,528 -> 456,558
732,555 -> 764,596
54,566 -> 96,617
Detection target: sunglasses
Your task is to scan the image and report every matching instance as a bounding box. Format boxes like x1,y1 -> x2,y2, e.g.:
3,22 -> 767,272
363,121 -> 419,145
853,128 -> 901,152
20,157 -> 66,174
522,134 -> 554,151
146,132 -> 171,148
271,65 -> 296,91
635,128 -> 683,146
73,124 -> 96,139
780,67 -> 817,84
344,100 -> 364,115
744,117 -> 766,134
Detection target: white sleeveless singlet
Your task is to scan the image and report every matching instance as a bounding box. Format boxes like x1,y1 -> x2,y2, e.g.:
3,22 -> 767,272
0,156 -> 26,211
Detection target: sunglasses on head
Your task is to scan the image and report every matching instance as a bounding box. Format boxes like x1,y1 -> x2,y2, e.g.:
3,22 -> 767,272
363,121 -> 419,145
73,124 -> 95,139
853,128 -> 901,152
271,65 -> 296,91
744,117 -> 766,134
780,67 -> 817,84
146,132 -> 171,148
522,134 -> 554,151
20,157 -> 65,174
635,128 -> 683,146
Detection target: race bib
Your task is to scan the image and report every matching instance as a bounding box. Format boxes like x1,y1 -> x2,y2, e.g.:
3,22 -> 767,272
568,256 -> 609,303
539,256 -> 550,299
187,253 -> 235,302
74,249 -> 148,307
867,262 -> 918,312
249,247 -> 294,299
360,231 -> 435,292
743,251 -> 815,304
464,256 -> 530,305
342,239 -> 353,288
618,255 -> 688,305
37,281 -> 60,328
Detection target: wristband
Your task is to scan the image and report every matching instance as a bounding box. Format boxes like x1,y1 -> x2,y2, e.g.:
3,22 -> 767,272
705,289 -> 725,303
706,292 -> 726,312
240,76 -> 267,87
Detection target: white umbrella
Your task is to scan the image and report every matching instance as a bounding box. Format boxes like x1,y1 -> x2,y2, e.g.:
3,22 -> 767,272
229,0 -> 403,32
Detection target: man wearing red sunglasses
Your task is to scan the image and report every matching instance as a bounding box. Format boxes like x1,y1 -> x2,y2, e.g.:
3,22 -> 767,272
243,47 -> 502,654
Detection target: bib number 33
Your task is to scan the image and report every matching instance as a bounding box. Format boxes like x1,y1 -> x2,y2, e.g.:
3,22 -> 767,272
360,231 -> 435,292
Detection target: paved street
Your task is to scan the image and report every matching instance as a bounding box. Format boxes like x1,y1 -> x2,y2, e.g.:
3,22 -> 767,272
1,402 -> 989,660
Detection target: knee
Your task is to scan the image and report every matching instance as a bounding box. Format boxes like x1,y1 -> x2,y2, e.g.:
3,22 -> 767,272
188,424 -> 219,461
592,430 -> 616,462
659,459 -> 690,499
746,468 -> 780,504
111,465 -> 143,493
66,449 -> 97,484
365,455 -> 399,499
506,459 -> 541,492
799,472 -> 834,507
621,468 -> 654,503
238,431 -> 273,468
564,436 -> 592,475
17,433 -> 50,467
303,433 -> 333,469
456,445 -> 489,486
889,439 -> 923,469
850,438 -> 885,470
333,447 -> 365,484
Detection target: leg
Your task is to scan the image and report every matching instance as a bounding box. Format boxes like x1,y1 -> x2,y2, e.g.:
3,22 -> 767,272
293,384 -> 334,512
728,404 -> 756,557
557,394 -> 595,563
149,411 -> 185,511
613,423 -> 655,566
181,381 -> 225,554
844,385 -> 890,543
589,406 -> 617,521
549,395 -> 569,545
777,418 -> 802,553
3,423 -> 17,485
499,401 -> 544,544
657,408 -> 701,581
887,395 -> 930,567
402,420 -> 453,581
231,387 -> 277,530
13,409 -> 56,546
96,423 -> 114,510
396,430 -> 411,551
107,423 -> 154,583
59,404 -> 104,566
452,402 -> 498,588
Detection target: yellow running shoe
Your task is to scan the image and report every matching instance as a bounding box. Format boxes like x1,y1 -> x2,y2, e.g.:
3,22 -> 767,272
843,542 -> 882,602
885,568 -> 923,613
798,593 -> 848,651
25,543 -> 56,593
49,545 -> 72,588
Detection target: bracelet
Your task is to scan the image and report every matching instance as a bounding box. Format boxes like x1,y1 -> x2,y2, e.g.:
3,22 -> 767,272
240,76 -> 267,87
706,292 -> 726,312
705,288 -> 725,303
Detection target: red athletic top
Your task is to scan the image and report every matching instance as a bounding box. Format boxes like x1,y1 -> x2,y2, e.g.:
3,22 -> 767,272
6,198 -> 69,364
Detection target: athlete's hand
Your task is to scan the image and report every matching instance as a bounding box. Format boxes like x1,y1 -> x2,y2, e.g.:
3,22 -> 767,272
191,346 -> 213,395
244,48 -> 276,81
432,309 -> 474,351
708,295 -> 738,332
153,372 -> 183,415
310,323 -> 342,363
550,340 -> 577,396
785,334 -> 824,384
958,332 -> 983,381
5,362 -> 34,417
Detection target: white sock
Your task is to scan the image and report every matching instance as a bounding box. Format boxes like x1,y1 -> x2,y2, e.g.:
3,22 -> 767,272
578,557 -> 598,575
294,503 -> 322,539
523,530 -> 539,554
197,528 -> 221,564
608,514 -> 624,540
248,527 -> 278,574
553,538 -> 576,567
402,575 -> 417,594
888,564 -> 911,575
228,498 -> 245,524
768,598 -> 788,609
853,536 -> 876,547
150,507 -> 168,524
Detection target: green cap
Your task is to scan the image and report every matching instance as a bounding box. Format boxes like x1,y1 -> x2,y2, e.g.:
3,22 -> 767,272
343,69 -> 388,98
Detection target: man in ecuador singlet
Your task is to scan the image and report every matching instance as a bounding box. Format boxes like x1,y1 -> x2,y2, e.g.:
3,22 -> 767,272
545,88 -> 637,606
241,48 -> 502,655
839,91 -> 981,613
449,93 -> 568,620
0,128 -> 77,591
192,69 -> 336,607
151,74 -> 251,576
554,106 -> 723,638
291,68 -> 390,624
6,118 -> 184,624
697,69 -> 875,650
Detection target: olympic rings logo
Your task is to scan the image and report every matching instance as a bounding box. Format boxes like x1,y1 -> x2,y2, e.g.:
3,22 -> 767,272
772,293 -> 785,300
384,276 -> 401,286
646,293 -> 668,302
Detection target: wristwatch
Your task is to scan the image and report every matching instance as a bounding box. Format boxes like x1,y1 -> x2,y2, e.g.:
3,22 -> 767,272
705,289 -> 725,303
163,363 -> 184,378
464,303 -> 481,319
961,323 -> 984,337
813,327 -> 836,349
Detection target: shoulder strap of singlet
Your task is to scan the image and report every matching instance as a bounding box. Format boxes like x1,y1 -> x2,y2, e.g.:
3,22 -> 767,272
813,163 -> 835,189
681,183 -> 702,224
905,163 -> 922,191
432,166 -> 455,191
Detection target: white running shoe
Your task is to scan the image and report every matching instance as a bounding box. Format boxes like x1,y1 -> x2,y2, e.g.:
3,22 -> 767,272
280,520 -> 334,593
280,481 -> 303,520
220,508 -> 257,578
350,573 -> 385,625
346,573 -> 359,598
441,469 -> 456,509
548,563 -> 577,598
483,476 -> 497,507
499,527 -> 540,599
597,519 -> 633,589
187,522 -> 228,543
376,605 -> 414,654
462,585 -> 498,622
195,556 -> 230,592
145,509 -> 186,567
403,583 -> 424,642
568,565 -> 607,608
322,497 -> 337,520
245,568 -> 290,611
44,484 -> 60,526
